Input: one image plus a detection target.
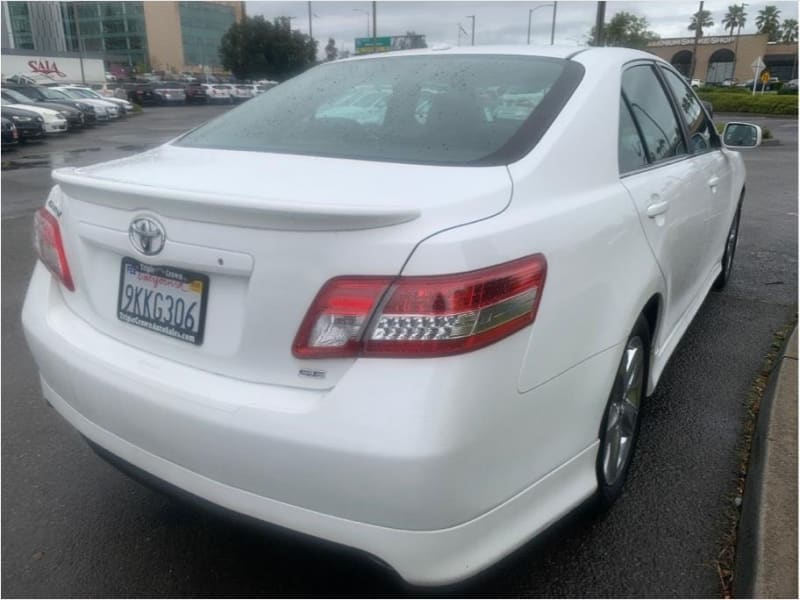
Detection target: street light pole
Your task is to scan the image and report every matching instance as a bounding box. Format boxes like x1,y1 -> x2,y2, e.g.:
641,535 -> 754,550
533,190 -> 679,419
308,1 -> 312,41
466,14 -> 475,45
353,8 -> 370,37
527,4 -> 554,44
550,1 -> 557,45
372,0 -> 377,42
71,2 -> 86,84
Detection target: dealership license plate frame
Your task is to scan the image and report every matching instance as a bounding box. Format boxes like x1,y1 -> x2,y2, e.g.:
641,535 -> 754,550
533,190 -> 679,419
117,257 -> 209,345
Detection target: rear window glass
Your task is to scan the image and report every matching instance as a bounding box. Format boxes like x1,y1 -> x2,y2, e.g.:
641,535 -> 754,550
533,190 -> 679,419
176,55 -> 582,165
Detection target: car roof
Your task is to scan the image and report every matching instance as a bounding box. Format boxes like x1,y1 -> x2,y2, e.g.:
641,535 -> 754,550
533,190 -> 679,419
332,45 -> 657,65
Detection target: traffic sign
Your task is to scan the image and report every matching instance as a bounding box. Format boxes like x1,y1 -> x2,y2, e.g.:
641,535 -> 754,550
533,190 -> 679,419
751,56 -> 766,73
761,70 -> 770,83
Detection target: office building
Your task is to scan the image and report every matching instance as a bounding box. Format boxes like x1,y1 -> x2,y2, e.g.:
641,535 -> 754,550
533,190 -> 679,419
2,1 -> 245,75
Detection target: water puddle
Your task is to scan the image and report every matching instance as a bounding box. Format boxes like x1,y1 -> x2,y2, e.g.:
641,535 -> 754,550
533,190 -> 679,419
2,144 -> 155,171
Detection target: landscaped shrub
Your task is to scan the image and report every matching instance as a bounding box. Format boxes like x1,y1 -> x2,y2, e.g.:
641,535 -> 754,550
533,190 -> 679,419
697,91 -> 798,115
777,88 -> 798,95
697,86 -> 751,94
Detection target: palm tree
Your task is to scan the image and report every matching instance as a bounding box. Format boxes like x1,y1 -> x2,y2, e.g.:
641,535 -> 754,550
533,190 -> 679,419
780,18 -> 798,44
755,5 -> 782,42
721,4 -> 747,36
688,9 -> 714,37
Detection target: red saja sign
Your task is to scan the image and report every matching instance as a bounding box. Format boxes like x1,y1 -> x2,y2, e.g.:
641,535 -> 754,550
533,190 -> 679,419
28,59 -> 66,77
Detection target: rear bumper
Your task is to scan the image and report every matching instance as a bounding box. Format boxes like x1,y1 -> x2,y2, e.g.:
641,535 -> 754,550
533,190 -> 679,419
22,263 -> 611,585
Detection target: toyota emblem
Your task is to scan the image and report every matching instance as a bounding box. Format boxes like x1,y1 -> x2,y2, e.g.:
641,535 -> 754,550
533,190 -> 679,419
129,216 -> 166,256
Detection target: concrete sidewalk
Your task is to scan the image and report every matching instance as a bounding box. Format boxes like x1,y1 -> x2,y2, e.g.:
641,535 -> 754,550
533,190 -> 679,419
734,327 -> 798,598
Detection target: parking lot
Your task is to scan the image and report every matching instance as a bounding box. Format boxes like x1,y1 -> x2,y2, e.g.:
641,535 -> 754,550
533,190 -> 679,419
1,107 -> 797,597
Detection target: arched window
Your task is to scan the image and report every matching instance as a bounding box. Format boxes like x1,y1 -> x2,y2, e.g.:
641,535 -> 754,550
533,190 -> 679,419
671,50 -> 693,77
707,48 -> 735,83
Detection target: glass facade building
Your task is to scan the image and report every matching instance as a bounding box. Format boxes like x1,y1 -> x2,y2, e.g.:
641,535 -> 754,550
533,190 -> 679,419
61,2 -> 148,68
179,1 -> 235,68
2,1 -> 243,73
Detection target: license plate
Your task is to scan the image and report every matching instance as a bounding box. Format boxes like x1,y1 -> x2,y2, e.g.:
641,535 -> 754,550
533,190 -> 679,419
117,257 -> 209,345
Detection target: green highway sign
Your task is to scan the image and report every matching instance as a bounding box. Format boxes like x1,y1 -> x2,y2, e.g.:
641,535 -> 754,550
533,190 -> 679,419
355,37 -> 393,54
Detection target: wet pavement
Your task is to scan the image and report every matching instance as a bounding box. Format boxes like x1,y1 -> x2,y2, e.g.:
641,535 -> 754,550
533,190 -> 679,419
1,110 -> 797,597
1,104 -> 230,217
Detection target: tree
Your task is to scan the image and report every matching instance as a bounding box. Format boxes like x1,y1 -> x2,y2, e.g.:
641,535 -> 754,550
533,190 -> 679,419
780,18 -> 798,44
721,4 -> 747,36
688,9 -> 714,37
325,38 -> 338,61
219,15 -> 317,80
755,5 -> 782,42
588,12 -> 660,49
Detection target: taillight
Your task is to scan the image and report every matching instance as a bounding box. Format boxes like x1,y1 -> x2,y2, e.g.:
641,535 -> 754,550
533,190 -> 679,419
293,254 -> 546,359
33,208 -> 74,291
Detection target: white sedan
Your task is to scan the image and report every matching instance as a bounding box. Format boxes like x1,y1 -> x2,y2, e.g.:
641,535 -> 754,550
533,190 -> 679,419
0,97 -> 67,133
50,86 -> 120,120
57,85 -> 134,114
22,46 -> 760,586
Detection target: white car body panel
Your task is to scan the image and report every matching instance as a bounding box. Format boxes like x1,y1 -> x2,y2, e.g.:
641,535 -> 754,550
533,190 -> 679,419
2,102 -> 68,132
22,45 -> 748,585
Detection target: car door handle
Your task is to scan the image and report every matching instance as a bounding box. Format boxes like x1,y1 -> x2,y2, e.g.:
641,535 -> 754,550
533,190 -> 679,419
708,176 -> 720,188
646,200 -> 670,218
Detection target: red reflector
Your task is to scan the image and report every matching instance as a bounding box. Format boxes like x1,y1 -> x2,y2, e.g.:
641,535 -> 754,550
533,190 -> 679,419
293,255 -> 546,359
33,208 -> 74,291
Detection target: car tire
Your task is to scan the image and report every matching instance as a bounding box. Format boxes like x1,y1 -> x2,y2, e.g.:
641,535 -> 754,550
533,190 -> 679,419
595,315 -> 649,509
713,206 -> 741,291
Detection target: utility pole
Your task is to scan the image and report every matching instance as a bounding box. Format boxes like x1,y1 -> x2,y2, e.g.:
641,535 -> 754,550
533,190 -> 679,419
372,0 -> 377,42
71,2 -> 85,84
593,1 -> 606,46
731,2 -> 746,83
466,14 -> 475,45
550,1 -> 557,45
690,0 -> 703,80
308,1 -> 312,41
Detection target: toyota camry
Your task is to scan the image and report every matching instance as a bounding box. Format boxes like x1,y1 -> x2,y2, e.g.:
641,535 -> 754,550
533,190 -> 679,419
22,46 -> 761,585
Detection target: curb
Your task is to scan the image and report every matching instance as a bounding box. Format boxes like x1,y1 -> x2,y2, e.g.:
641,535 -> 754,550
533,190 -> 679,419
734,327 -> 798,598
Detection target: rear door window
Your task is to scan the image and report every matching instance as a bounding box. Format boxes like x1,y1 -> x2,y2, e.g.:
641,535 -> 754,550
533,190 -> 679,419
659,67 -> 720,153
622,65 -> 687,164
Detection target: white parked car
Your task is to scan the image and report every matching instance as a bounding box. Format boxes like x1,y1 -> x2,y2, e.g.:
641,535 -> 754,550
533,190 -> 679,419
59,85 -> 134,114
22,47 -> 761,586
201,83 -> 232,103
0,97 -> 67,133
45,87 -> 115,120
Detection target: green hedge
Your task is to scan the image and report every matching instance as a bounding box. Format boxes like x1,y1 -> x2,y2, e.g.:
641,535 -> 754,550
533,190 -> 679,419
697,91 -> 798,115
777,88 -> 798,95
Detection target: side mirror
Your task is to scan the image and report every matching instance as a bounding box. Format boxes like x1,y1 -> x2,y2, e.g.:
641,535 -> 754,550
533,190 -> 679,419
722,122 -> 762,149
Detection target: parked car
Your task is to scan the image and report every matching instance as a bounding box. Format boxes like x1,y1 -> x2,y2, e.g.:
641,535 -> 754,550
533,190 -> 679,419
201,83 -> 232,103
51,87 -> 120,118
0,90 -> 74,133
1,116 -> 19,148
0,104 -> 45,141
153,84 -> 187,105
124,83 -> 158,106
3,84 -> 96,125
741,77 -> 781,91
184,83 -> 208,104
22,47 -> 761,587
57,85 -> 134,115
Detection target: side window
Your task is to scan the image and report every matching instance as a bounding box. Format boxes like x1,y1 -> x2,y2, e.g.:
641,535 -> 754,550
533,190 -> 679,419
660,67 -> 721,153
619,96 -> 647,174
622,65 -> 687,164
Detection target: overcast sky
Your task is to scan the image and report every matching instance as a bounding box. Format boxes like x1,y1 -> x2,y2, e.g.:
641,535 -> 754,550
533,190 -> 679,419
246,0 -> 799,56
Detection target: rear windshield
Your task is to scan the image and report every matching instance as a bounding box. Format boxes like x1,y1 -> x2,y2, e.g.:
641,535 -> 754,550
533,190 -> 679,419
176,55 -> 583,165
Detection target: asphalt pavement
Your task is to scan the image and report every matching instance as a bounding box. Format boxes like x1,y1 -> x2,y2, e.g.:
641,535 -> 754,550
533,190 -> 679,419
1,109 -> 797,597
